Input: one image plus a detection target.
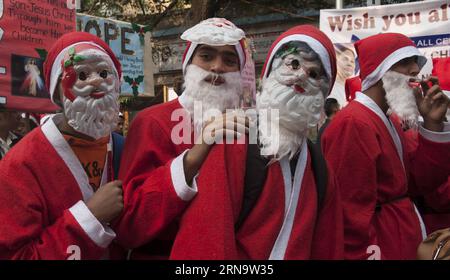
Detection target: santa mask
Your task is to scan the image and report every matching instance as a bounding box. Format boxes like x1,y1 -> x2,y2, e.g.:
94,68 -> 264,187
258,42 -> 328,160
60,47 -> 120,139
382,70 -> 419,129
181,64 -> 242,133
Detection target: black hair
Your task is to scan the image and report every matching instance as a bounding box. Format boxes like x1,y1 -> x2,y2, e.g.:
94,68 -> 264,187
324,98 -> 339,117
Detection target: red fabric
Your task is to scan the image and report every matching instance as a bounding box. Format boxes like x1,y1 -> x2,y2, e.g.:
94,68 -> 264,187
170,142 -> 247,260
260,25 -> 337,95
43,32 -> 122,93
113,99 -> 195,259
345,76 -> 361,103
354,33 -> 415,82
170,144 -> 344,260
432,57 -> 450,91
322,101 -> 450,259
422,177 -> 450,233
0,128 -> 124,259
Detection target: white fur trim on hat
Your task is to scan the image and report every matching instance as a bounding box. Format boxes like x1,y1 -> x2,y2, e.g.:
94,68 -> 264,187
361,45 -> 427,91
49,42 -> 118,104
181,18 -> 245,46
263,34 -> 331,81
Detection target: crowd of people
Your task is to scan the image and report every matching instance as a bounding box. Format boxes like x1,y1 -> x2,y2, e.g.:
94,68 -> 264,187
0,17 -> 449,260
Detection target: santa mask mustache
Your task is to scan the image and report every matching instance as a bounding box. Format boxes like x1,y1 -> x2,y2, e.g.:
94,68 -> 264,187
382,70 -> 419,129
182,64 -> 242,132
72,80 -> 116,97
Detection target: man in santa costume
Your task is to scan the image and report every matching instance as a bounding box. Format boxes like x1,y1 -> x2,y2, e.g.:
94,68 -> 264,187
169,25 -> 343,260
0,32 -> 125,259
114,18 -> 249,259
321,33 -> 450,260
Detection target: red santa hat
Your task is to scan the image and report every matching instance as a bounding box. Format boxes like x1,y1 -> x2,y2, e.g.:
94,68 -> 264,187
345,76 -> 361,103
43,32 -> 122,104
355,33 -> 426,91
260,25 -> 337,95
180,18 -> 246,74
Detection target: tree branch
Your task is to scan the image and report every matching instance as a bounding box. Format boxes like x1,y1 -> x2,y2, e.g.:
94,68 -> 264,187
137,0 -> 147,16
150,0 -> 179,29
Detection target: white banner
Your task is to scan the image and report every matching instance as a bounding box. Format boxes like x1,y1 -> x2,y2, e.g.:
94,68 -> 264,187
320,0 -> 450,106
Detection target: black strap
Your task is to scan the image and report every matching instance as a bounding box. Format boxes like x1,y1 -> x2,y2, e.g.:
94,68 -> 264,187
308,139 -> 328,213
111,132 -> 124,180
235,140 -> 328,230
235,143 -> 269,230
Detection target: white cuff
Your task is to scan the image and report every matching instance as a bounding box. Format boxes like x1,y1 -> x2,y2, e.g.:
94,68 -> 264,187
69,201 -> 116,248
170,150 -> 198,201
419,122 -> 450,143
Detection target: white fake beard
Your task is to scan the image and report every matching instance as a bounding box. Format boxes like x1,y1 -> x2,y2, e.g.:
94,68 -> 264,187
182,64 -> 242,133
382,70 -> 419,129
63,82 -> 119,140
257,74 -> 325,161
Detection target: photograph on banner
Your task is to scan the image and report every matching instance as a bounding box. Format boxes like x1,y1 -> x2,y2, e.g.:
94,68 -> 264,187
0,0 -> 76,112
320,0 -> 450,106
11,55 -> 47,98
77,14 -> 148,97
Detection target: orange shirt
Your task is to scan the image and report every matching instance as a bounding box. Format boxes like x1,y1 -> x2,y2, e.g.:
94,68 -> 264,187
63,134 -> 109,191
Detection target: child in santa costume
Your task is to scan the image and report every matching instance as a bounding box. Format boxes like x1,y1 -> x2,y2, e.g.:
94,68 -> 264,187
0,32 -> 125,260
169,25 -> 344,260
114,18 -> 249,259
321,33 -> 450,260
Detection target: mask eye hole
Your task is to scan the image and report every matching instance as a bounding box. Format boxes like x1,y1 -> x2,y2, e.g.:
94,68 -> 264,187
309,70 -> 318,79
99,70 -> 108,79
79,72 -> 87,81
291,59 -> 300,70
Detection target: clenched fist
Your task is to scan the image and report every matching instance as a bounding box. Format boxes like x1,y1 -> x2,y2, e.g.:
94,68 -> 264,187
86,180 -> 124,224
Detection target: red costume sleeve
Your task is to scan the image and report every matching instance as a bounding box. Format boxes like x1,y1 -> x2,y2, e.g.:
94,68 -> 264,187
407,133 -> 450,196
113,113 -> 193,249
169,142 -> 247,260
0,163 -> 107,260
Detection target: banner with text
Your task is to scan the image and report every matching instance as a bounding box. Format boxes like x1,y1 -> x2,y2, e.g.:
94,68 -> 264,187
320,0 -> 450,105
77,13 -> 148,97
0,0 -> 76,112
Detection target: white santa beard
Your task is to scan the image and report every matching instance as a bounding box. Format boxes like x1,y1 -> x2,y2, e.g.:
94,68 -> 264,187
382,70 -> 419,129
182,64 -> 242,133
63,87 -> 119,140
257,74 -> 324,160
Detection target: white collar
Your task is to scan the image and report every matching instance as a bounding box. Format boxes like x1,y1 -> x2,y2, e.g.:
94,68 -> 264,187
41,114 -> 112,201
354,91 -> 405,168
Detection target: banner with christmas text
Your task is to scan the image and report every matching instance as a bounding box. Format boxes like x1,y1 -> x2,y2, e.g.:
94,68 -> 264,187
320,0 -> 450,106
0,0 -> 76,112
77,13 -> 151,97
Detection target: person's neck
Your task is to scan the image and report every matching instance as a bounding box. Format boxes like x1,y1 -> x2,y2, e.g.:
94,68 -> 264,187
363,83 -> 389,115
57,115 -> 96,141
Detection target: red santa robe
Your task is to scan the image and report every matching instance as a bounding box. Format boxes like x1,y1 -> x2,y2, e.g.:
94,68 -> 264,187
322,92 -> 450,260
421,177 -> 450,233
403,129 -> 450,234
113,98 -> 199,259
0,114 -> 122,260
170,138 -> 344,260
